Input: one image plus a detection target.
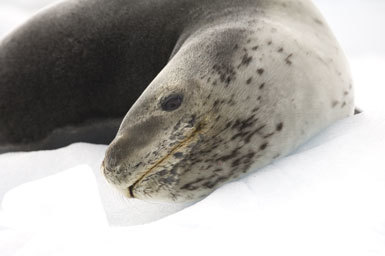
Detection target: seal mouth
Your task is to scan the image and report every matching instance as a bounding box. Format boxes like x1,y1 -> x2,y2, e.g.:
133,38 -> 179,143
128,185 -> 135,197
127,121 -> 207,198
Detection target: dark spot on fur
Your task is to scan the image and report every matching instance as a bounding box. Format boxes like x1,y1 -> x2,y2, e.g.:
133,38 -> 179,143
259,83 -> 265,89
244,124 -> 266,143
278,47 -> 283,53
260,142 -> 268,150
332,100 -> 339,108
174,152 -> 184,159
232,152 -> 256,168
257,68 -> 264,75
313,18 -> 324,25
341,102 -> 346,108
240,115 -> 257,130
276,122 -> 283,131
213,100 -> 219,107
252,107 -> 259,112
187,115 -> 196,127
231,132 -> 248,141
267,40 -> 272,45
202,181 -> 215,189
263,132 -> 275,139
181,178 -> 205,190
285,53 -> 293,65
246,77 -> 253,84
231,158 -> 241,167
216,147 -> 241,162
245,152 -> 256,160
227,98 -> 236,105
232,119 -> 241,130
252,45 -> 259,51
213,63 -> 237,87
238,53 -> 253,68
203,176 -> 229,189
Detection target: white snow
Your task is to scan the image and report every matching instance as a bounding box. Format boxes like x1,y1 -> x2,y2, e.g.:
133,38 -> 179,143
1,1 -> 385,255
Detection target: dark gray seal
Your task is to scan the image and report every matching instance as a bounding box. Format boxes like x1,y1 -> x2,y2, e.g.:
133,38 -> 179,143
0,0 -> 355,202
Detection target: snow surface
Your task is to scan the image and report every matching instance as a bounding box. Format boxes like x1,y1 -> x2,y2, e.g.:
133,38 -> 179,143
1,0 -> 385,255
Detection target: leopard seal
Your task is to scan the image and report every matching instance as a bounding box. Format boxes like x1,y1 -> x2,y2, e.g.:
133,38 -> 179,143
102,0 -> 355,202
0,0 -> 354,202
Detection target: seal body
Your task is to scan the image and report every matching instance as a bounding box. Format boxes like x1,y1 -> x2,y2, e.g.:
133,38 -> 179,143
0,0 -> 189,152
0,0 -> 354,202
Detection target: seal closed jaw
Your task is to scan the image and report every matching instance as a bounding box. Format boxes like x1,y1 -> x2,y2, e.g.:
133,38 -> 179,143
128,185 -> 135,198
125,120 -> 208,199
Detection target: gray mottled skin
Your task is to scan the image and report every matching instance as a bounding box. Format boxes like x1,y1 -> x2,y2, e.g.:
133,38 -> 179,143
103,0 -> 354,202
0,0 -> 354,202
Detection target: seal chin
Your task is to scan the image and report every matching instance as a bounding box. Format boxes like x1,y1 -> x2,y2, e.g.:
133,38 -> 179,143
102,119 -> 209,201
101,161 -> 137,198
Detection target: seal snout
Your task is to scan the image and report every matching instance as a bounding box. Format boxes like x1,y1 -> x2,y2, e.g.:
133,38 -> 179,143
103,138 -> 127,172
101,155 -> 137,198
102,135 -> 139,185
102,116 -> 167,193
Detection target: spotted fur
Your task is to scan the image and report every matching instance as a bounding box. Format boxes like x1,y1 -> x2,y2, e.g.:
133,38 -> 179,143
100,0 -> 355,202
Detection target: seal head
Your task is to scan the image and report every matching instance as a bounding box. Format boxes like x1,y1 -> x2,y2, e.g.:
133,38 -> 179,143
102,26 -> 243,202
102,9 -> 355,202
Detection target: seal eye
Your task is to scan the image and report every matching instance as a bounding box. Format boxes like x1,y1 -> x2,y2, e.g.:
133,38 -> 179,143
161,93 -> 184,111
